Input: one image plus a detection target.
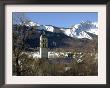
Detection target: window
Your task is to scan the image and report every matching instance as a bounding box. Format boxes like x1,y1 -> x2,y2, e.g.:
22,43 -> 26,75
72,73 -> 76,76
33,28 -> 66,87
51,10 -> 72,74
45,39 -> 47,42
43,43 -> 45,47
42,43 -> 46,48
42,39 -> 44,42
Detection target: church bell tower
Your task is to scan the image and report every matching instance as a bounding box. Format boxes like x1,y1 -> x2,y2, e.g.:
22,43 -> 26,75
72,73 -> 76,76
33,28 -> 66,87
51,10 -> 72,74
40,31 -> 48,58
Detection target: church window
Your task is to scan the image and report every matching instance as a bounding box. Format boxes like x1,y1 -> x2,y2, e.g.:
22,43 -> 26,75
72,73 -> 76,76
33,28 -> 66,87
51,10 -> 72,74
44,43 -> 46,48
42,43 -> 46,48
43,39 -> 45,42
45,39 -> 47,42
45,43 -> 47,47
43,43 -> 45,47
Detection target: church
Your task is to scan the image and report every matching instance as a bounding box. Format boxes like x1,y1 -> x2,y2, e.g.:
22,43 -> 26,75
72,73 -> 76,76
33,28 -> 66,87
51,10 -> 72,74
40,31 -> 48,58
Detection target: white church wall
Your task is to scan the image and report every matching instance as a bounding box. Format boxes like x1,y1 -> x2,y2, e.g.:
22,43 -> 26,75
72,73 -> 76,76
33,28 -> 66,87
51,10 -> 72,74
40,48 -> 48,58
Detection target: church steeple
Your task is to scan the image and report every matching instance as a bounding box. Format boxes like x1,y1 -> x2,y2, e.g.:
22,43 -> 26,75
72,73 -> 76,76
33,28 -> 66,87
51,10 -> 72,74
41,30 -> 46,37
40,31 -> 48,48
40,30 -> 48,58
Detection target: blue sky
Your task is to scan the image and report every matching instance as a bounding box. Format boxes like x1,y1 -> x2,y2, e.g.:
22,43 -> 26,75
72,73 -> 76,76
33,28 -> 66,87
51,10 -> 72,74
13,12 -> 98,28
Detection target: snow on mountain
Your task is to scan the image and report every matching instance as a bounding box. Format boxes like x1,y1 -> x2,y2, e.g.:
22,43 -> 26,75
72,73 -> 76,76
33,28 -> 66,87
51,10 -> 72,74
63,21 -> 98,40
45,25 -> 63,33
62,28 -> 72,36
86,28 -> 98,35
86,22 -> 98,35
37,25 -> 46,30
27,22 -> 37,26
45,25 -> 54,32
36,25 -> 60,33
76,31 -> 92,40
44,21 -> 98,40
63,28 -> 93,40
22,21 -> 98,40
20,21 -> 40,28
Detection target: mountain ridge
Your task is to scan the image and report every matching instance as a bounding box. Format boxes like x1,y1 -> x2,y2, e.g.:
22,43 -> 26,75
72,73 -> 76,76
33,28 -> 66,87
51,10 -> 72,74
20,20 -> 98,40
13,20 -> 98,51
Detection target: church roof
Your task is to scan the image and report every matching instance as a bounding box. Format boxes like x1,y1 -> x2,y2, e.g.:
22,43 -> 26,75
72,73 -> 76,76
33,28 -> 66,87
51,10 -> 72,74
40,30 -> 47,38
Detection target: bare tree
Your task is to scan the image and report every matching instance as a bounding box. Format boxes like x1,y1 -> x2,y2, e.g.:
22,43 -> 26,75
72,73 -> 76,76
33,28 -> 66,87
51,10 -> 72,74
13,12 -> 31,25
12,13 -> 31,76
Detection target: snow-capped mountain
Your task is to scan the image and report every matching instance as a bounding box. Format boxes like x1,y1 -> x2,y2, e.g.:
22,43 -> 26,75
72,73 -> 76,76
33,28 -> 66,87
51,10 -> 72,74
63,21 -> 98,40
45,25 -> 63,33
22,21 -> 98,40
44,21 -> 98,40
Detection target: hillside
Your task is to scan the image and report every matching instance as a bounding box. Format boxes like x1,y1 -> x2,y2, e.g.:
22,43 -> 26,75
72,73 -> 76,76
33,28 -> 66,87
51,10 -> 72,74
13,21 -> 98,53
